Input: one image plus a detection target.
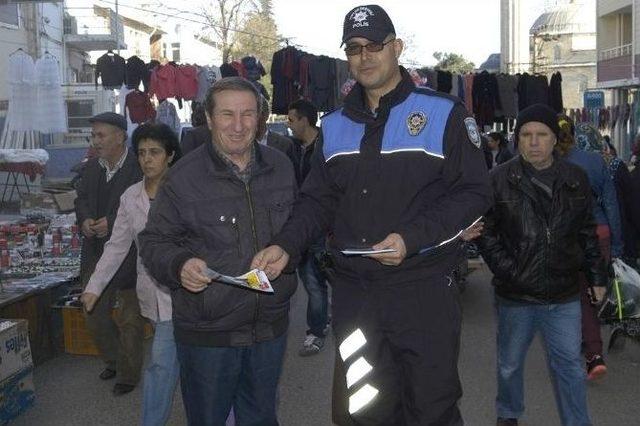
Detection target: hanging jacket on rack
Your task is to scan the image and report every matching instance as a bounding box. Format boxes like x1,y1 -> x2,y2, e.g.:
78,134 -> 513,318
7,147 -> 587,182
125,55 -> 148,90
241,56 -> 266,82
549,72 -> 563,113
176,65 -> 198,100
95,52 -> 126,89
220,62 -> 239,77
150,63 -> 178,101
436,70 -> 452,94
230,61 -> 246,78
472,71 -> 501,128
309,55 -> 336,111
126,91 -> 156,124
143,60 -> 160,93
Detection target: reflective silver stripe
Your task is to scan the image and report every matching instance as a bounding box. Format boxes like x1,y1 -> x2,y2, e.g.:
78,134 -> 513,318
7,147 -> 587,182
348,384 -> 379,415
419,215 -> 484,254
380,148 -> 445,159
346,357 -> 373,388
338,328 -> 366,361
325,150 -> 361,162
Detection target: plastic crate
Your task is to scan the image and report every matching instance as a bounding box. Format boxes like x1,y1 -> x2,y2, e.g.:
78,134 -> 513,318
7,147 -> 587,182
61,306 -> 100,356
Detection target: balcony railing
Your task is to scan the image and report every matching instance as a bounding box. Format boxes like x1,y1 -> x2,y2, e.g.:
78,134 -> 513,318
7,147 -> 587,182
598,43 -> 632,60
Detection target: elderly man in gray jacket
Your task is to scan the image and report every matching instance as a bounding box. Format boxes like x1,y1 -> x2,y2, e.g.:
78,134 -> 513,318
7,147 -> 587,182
139,77 -> 297,426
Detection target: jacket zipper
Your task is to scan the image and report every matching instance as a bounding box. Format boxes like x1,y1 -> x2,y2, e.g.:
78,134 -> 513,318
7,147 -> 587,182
244,181 -> 260,342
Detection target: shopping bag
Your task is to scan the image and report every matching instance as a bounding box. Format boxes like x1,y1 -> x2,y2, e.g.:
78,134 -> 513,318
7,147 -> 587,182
598,259 -> 640,320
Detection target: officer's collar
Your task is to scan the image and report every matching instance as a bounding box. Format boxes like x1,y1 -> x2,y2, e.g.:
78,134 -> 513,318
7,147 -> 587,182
343,66 -> 415,123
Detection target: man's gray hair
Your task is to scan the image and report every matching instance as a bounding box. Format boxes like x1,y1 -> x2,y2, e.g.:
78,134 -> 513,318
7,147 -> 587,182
204,77 -> 262,116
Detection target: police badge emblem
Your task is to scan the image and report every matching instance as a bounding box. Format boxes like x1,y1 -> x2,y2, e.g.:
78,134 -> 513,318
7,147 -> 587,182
464,117 -> 481,148
407,111 -> 427,136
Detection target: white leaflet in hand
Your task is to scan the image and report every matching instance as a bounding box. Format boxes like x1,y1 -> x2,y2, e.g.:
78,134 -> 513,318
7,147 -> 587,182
341,248 -> 397,256
204,268 -> 274,293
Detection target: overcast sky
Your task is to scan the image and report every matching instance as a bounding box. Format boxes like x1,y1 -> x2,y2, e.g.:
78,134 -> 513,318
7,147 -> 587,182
272,0 -> 546,67
100,0 -> 547,68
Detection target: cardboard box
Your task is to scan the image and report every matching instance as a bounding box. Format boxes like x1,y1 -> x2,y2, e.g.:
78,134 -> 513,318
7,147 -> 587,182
0,367 -> 35,424
0,320 -> 33,382
52,190 -> 77,213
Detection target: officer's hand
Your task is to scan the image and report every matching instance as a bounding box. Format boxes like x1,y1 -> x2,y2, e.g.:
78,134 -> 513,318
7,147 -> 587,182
368,233 -> 407,266
82,219 -> 96,238
461,221 -> 484,242
180,258 -> 211,293
81,292 -> 99,313
92,217 -> 109,238
591,286 -> 607,304
251,245 -> 290,280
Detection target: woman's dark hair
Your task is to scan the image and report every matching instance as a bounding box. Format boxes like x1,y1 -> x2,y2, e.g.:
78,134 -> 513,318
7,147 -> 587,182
131,122 -> 182,166
487,131 -> 506,147
602,135 -> 617,156
191,102 -> 207,127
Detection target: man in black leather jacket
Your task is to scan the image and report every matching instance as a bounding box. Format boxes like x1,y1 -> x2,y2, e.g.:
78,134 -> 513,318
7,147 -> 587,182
478,104 -> 607,426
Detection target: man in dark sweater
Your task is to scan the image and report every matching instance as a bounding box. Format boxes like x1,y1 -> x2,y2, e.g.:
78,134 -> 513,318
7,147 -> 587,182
75,112 -> 144,396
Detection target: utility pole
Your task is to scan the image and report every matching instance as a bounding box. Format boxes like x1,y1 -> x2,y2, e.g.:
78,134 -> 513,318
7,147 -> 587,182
115,0 -> 120,55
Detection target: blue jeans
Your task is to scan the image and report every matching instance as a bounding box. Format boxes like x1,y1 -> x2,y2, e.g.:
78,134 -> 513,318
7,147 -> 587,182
141,321 -> 179,426
299,241 -> 329,337
496,298 -> 591,425
176,333 -> 287,426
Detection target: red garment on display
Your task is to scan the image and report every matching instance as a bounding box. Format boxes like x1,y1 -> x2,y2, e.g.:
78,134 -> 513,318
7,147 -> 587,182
176,65 -> 199,100
230,61 -> 247,78
0,162 -> 45,181
150,63 -> 178,100
126,91 -> 156,124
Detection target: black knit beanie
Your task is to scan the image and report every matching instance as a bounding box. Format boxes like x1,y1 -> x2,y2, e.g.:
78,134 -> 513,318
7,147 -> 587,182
514,103 -> 560,142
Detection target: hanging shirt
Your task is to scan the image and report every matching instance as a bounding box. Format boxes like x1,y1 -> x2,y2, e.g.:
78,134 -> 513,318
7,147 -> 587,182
95,53 -> 126,89
125,55 -> 148,90
149,63 -> 178,101
6,49 -> 37,132
35,52 -> 67,134
176,65 -> 199,101
156,101 -> 180,136
496,74 -> 518,119
126,91 -> 156,124
196,65 -> 222,102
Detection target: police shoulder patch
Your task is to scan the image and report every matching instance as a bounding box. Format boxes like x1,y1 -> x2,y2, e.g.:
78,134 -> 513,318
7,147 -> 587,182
464,117 -> 481,148
407,111 -> 427,136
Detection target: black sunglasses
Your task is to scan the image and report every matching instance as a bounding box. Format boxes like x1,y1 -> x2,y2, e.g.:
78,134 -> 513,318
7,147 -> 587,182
344,39 -> 395,56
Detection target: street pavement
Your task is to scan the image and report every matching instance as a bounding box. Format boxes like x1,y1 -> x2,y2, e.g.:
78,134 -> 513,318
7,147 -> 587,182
15,263 -> 640,425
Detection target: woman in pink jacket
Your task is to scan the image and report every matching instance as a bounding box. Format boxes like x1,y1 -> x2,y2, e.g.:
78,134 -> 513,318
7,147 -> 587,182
81,122 -> 181,425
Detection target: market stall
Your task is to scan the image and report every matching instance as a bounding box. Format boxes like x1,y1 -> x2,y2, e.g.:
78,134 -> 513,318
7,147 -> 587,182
0,212 -> 81,364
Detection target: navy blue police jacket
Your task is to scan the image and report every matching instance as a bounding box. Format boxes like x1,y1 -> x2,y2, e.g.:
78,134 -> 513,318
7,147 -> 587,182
271,68 -> 493,284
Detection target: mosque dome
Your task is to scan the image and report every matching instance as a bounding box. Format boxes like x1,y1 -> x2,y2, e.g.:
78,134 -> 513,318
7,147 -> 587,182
530,0 -> 595,36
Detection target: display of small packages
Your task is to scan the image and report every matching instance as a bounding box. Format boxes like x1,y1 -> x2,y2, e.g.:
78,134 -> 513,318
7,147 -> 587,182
204,268 -> 274,293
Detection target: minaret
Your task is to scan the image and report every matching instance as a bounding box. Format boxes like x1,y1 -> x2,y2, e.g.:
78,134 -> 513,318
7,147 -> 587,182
501,0 -> 531,73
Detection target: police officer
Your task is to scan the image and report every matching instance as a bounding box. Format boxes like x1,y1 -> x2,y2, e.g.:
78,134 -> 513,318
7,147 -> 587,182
253,4 -> 492,425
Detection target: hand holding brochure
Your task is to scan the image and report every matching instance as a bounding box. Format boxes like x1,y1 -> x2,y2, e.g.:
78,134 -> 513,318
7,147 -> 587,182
340,248 -> 397,256
204,268 -> 274,293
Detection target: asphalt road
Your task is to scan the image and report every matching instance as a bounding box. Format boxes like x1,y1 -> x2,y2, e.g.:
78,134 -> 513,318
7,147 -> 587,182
15,263 -> 640,425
